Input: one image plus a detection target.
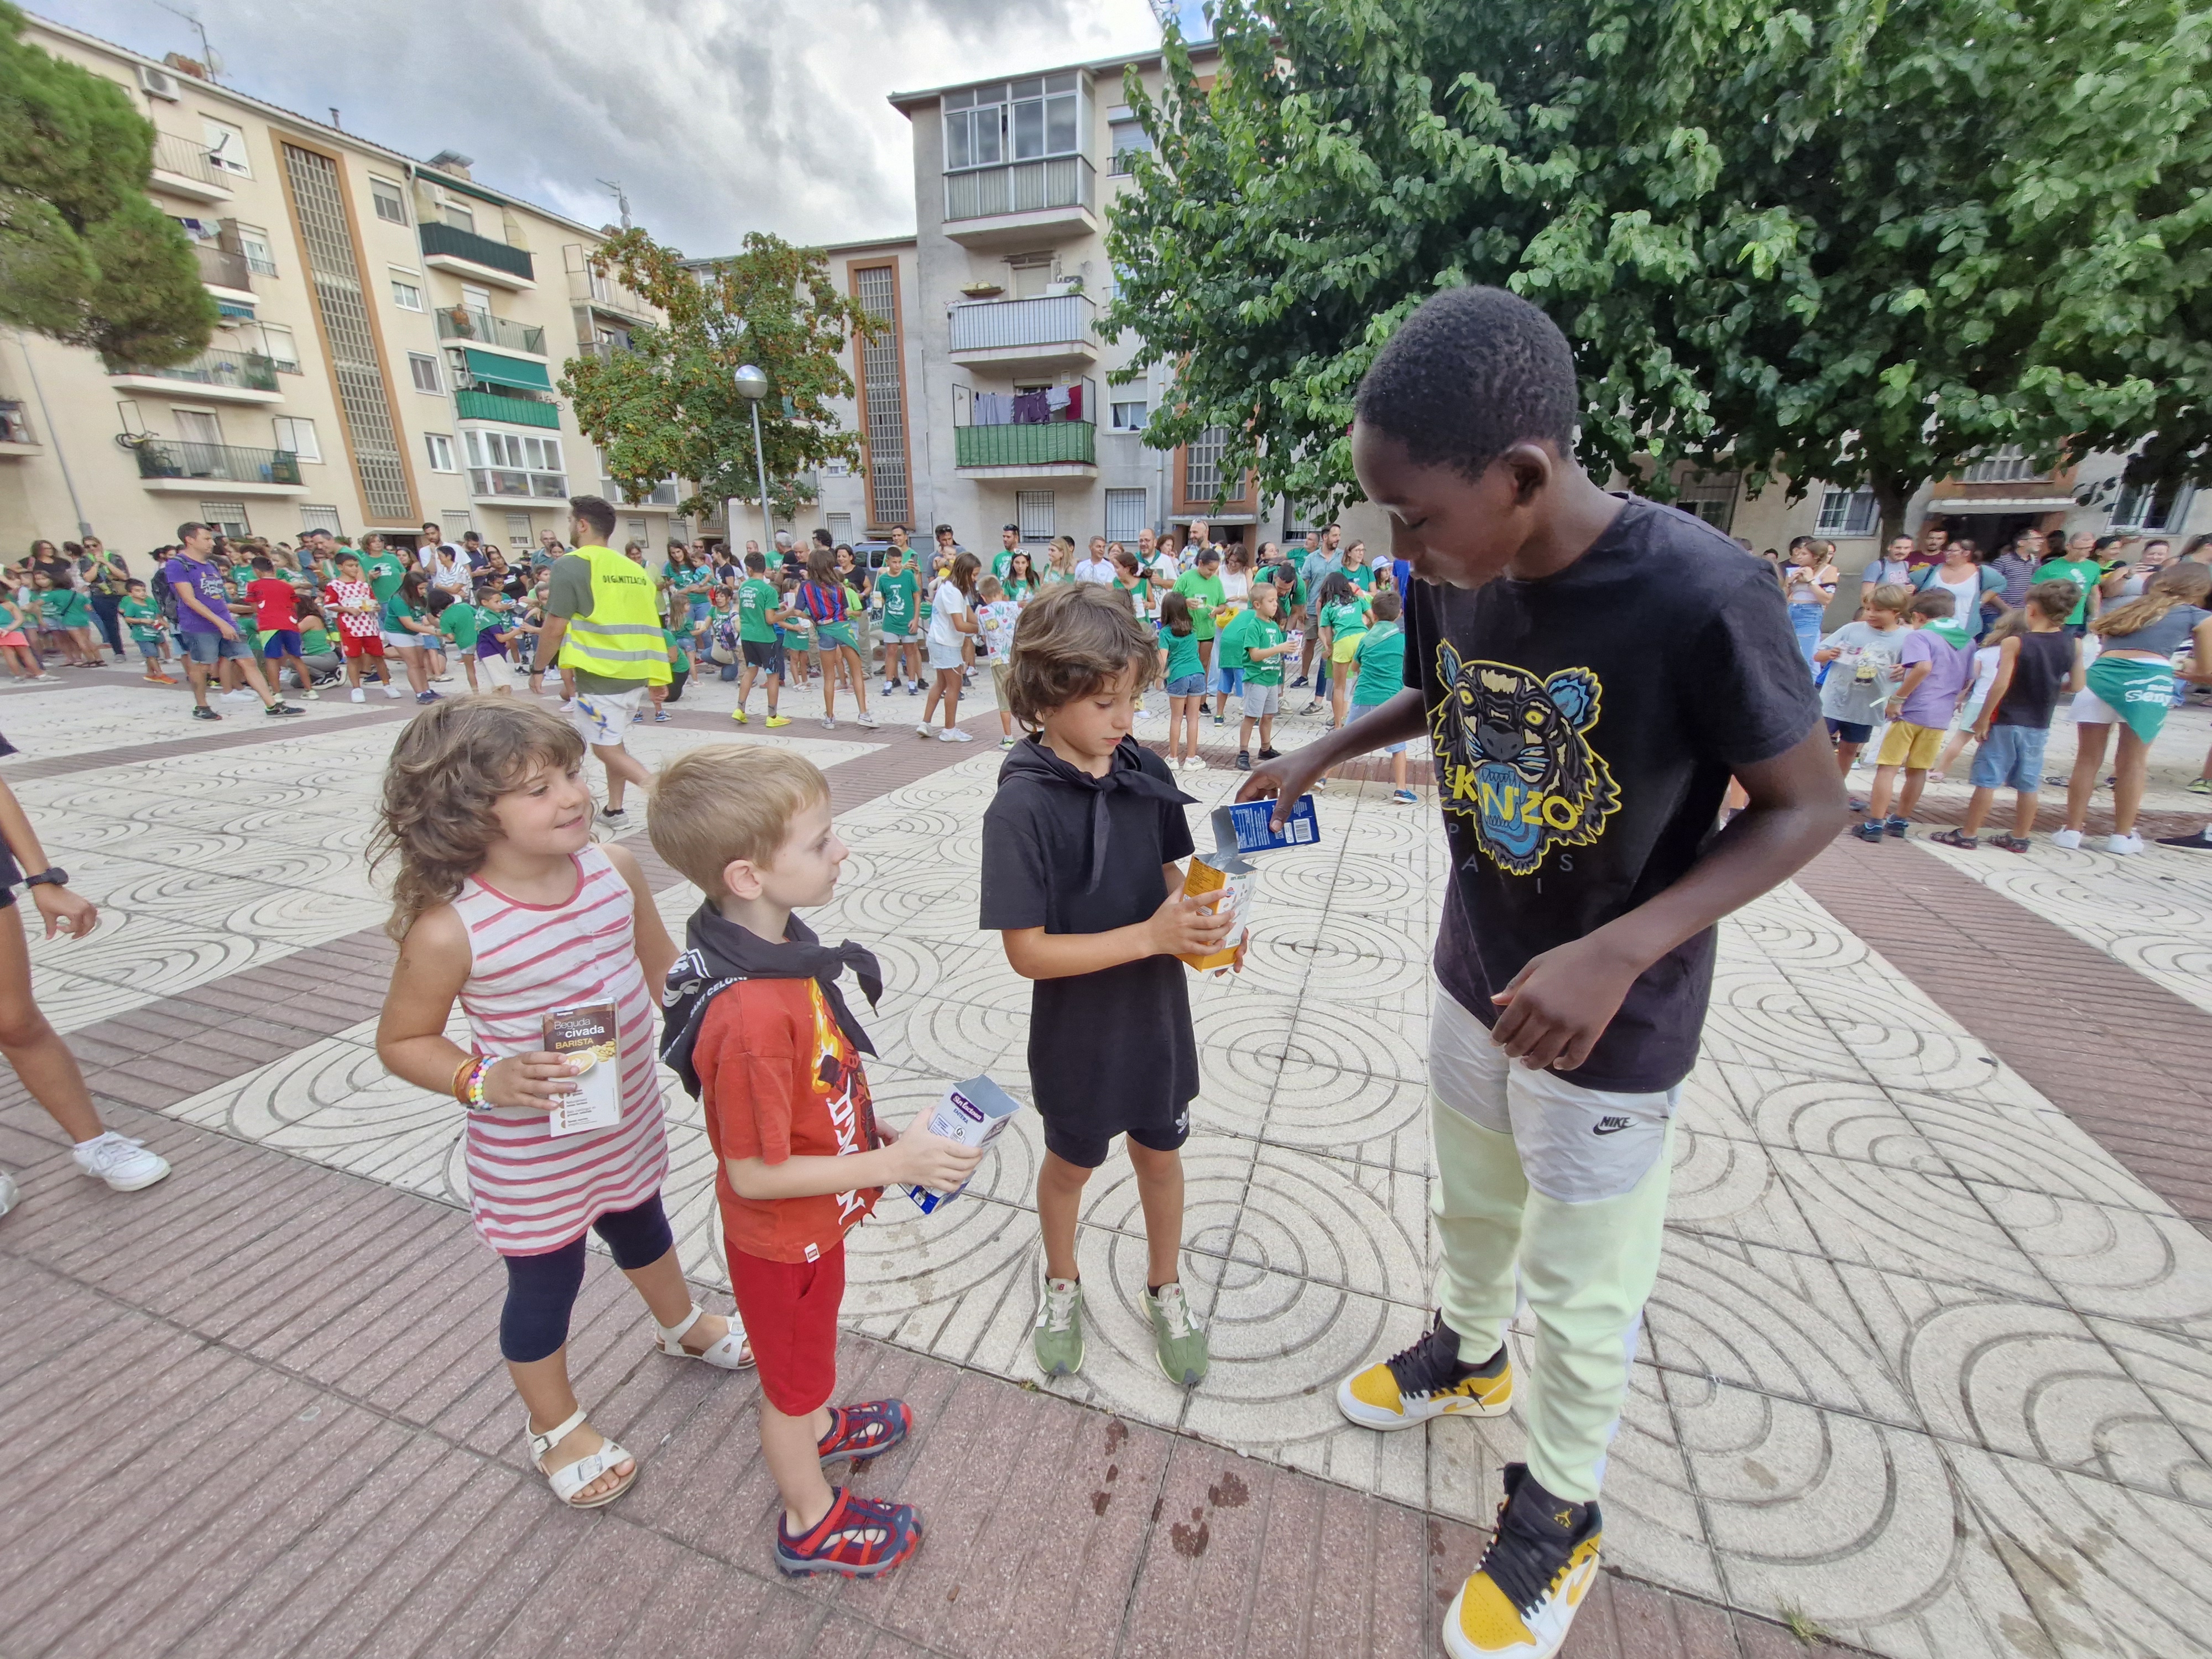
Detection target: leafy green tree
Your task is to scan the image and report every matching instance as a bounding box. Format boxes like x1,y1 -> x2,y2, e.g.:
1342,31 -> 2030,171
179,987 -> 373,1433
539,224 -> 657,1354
0,1 -> 214,365
1105,0 -> 2212,542
559,230 -> 877,522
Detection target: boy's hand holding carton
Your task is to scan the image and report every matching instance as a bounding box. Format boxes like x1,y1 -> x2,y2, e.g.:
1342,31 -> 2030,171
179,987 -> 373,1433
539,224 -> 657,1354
891,1109 -> 986,1194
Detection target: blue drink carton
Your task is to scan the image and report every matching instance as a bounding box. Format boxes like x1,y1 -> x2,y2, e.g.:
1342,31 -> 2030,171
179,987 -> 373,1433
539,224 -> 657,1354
905,1074 -> 1021,1214
1215,795 -> 1320,854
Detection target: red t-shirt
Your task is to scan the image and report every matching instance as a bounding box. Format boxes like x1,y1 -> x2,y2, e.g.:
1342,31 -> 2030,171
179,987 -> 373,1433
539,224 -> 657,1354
323,579 -> 380,638
695,977 -> 881,1264
246,577 -> 298,633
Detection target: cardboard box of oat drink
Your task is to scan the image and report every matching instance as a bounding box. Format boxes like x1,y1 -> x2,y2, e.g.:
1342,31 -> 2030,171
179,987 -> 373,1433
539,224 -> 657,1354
906,1073 -> 1021,1214
1178,797 -> 1319,975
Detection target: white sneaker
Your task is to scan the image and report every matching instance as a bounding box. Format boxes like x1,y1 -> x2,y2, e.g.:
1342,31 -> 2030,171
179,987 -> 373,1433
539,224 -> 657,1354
0,1168 -> 18,1218
72,1131 -> 171,1192
350,687 -> 366,703
304,690 -> 321,701
883,681 -> 896,695
384,684 -> 404,700
856,711 -> 878,729
821,717 -> 837,730
2051,827 -> 2084,849
2107,831 -> 2145,855
938,727 -> 973,743
1180,755 -> 1206,771
916,723 -> 933,739
221,687 -> 255,702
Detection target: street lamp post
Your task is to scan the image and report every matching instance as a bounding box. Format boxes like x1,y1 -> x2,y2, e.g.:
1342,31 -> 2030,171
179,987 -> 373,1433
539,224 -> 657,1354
733,364 -> 773,557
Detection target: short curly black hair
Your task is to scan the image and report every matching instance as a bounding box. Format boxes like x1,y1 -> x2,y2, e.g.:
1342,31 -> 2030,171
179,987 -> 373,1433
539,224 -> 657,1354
1354,286 -> 1579,479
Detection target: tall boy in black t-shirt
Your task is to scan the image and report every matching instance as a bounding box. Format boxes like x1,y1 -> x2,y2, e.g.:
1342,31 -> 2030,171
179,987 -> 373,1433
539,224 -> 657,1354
979,585 -> 1239,1392
1239,286 -> 1840,1659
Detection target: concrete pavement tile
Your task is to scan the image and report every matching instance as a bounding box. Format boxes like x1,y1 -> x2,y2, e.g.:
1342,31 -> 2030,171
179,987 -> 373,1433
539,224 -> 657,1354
1961,1178 -> 2212,1329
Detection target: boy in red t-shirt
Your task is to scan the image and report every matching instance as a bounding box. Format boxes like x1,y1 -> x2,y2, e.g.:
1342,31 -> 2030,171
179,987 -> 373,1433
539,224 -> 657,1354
246,556 -> 317,701
320,550 -> 398,702
650,744 -> 980,1579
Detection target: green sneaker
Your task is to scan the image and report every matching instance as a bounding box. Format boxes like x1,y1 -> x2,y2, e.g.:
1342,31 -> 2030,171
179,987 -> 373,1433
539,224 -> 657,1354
1033,1276 -> 1085,1376
1147,1281 -> 1209,1387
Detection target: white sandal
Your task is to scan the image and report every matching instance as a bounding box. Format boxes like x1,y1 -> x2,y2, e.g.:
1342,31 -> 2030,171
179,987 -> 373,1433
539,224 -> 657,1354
527,1408 -> 637,1509
654,1303 -> 754,1370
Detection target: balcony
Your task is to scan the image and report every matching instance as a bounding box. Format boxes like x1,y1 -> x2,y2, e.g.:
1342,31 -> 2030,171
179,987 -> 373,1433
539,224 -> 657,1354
954,420 -> 1095,475
107,347 -> 281,405
948,292 -> 1098,374
0,399 -> 37,458
149,132 -> 232,203
419,222 -> 535,289
455,387 -> 561,430
1931,446 -> 2077,512
470,466 -> 569,502
603,477 -> 681,508
436,307 -> 546,357
942,155 -> 1097,248
566,265 -> 654,324
192,242 -> 253,298
132,440 -> 303,494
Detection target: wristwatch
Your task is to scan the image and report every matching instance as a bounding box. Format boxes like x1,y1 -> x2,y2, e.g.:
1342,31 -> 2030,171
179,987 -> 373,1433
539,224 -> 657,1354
22,868 -> 67,889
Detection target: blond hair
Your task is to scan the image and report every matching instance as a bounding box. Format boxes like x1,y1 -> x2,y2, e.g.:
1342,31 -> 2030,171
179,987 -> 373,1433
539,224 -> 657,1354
2093,561 -> 2212,638
1865,582 -> 1913,615
372,698 -> 585,940
649,744 -> 830,901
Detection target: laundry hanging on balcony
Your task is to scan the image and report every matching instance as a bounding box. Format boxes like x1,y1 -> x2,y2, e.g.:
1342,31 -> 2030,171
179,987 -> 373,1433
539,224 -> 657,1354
999,384 -> 1084,425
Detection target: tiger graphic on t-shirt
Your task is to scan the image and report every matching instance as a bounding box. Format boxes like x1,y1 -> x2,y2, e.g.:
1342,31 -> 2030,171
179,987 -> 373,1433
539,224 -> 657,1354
1430,641 -> 1620,876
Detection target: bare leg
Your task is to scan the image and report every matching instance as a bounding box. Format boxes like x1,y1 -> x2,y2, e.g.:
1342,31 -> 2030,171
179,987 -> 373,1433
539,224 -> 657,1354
1933,728 -> 1971,779
507,1348 -> 632,1503
1897,766 -> 1932,818
618,1245 -> 734,1353
1036,1150 -> 1092,1284
592,742 -> 649,812
0,913 -> 104,1142
2112,728 -> 2151,835
2012,788 -> 2040,835
1834,740 -> 1862,778
760,1400 -> 838,1533
1865,763 -> 1901,820
2062,722 -> 2112,832
1125,1140 -> 1186,1290
1959,785 -> 1997,836
842,648 -> 869,716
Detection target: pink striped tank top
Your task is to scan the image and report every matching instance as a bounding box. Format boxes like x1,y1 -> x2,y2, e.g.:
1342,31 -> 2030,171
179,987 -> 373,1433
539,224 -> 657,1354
451,844 -> 669,1255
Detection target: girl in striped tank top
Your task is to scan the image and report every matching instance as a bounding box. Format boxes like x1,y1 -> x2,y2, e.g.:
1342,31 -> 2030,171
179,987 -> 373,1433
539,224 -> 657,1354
374,700 -> 752,1510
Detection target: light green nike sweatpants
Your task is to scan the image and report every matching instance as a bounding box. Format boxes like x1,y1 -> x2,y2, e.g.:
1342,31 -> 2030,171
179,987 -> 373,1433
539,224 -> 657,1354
1428,984 -> 1677,1504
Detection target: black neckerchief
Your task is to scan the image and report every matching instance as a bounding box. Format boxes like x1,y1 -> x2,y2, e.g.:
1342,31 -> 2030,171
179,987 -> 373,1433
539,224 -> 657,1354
1004,735 -> 1195,891
658,905 -> 883,1098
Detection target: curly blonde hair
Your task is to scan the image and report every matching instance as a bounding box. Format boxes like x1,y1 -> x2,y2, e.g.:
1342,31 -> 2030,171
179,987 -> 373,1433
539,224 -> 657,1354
372,698 -> 585,940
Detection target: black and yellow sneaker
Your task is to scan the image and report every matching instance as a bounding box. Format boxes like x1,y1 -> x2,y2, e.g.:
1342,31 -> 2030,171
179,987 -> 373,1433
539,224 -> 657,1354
1443,1463 -> 1602,1658
1335,1311 -> 1514,1429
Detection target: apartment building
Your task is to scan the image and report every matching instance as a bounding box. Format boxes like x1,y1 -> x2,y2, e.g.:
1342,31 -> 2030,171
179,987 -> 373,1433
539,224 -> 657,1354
0,11 -> 681,563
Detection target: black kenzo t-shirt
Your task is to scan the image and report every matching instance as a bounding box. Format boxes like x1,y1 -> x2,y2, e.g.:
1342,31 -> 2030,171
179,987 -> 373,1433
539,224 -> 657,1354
1401,497 -> 1820,1092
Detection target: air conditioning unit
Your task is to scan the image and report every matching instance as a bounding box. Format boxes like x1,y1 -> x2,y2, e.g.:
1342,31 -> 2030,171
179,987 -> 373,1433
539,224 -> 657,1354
137,63 -> 181,101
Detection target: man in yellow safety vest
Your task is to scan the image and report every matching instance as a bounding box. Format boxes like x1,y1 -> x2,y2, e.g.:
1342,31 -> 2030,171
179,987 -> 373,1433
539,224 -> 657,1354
530,494 -> 670,821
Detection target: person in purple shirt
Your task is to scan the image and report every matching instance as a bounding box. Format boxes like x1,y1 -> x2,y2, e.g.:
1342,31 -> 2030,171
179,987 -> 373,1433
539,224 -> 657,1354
1854,587 -> 1974,839
164,521 -> 302,722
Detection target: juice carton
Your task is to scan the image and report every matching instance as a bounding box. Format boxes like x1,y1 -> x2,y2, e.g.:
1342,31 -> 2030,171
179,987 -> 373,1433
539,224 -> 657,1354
1177,848 -> 1254,975
543,1002 -> 623,1136
1218,795 -> 1319,854
906,1073 -> 1022,1214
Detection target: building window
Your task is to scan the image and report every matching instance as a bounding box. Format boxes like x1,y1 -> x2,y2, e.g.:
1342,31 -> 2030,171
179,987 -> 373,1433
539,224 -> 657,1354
441,510 -> 473,542
370,175 -> 409,226
627,518 -> 648,544
1016,489 -> 1056,542
201,117 -> 249,177
1815,486 -> 1880,537
409,352 -> 442,394
1959,445 -> 2038,484
233,223 -> 277,276
851,263 -> 910,526
1109,377 -> 1148,432
943,72 -> 1083,170
504,512 -> 533,548
1184,426 -> 1227,503
272,416 -> 320,463
424,433 -> 456,472
1676,472 -> 1739,534
1104,488 -> 1147,544
827,513 -> 853,544
391,278 -> 423,311
1108,107 -> 1151,174
465,429 -> 562,473
823,458 -> 851,477
199,498 -> 250,537
299,504 -> 343,536
257,323 -> 300,374
2110,478 -> 2194,533
444,200 -> 476,234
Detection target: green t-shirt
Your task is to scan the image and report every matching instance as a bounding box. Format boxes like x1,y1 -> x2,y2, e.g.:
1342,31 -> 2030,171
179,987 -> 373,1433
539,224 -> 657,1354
1352,619 -> 1406,705
380,593 -> 424,635
663,627 -> 690,673
2036,557 -> 2100,624
1342,562 -> 1373,592
1263,566 -> 1307,611
301,621 -> 332,655
1173,571 -> 1227,641
41,589 -> 90,628
1159,622 -> 1203,682
737,577 -> 781,643
664,562 -> 712,598
1321,597 -> 1370,634
362,550 -> 409,603
440,601 -> 481,649
119,594 -> 164,644
992,549 -> 1014,580
1215,606 -> 1258,671
875,568 -> 920,635
1241,614 -> 1287,686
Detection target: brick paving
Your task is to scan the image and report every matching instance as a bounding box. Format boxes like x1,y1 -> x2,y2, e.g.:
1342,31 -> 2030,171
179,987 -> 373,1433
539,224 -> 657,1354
1798,833 -> 2212,1232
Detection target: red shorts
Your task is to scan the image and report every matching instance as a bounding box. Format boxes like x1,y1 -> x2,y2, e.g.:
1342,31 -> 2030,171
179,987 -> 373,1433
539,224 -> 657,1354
728,1241 -> 844,1417
340,632 -> 385,659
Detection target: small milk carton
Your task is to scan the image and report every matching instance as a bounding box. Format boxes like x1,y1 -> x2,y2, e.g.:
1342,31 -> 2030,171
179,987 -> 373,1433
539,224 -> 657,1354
906,1073 -> 1022,1214
1219,795 -> 1319,854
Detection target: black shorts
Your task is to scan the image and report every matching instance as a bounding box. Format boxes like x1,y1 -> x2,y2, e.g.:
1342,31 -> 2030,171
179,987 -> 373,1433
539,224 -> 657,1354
1040,1102 -> 1192,1170
1825,716 -> 1874,745
740,639 -> 780,670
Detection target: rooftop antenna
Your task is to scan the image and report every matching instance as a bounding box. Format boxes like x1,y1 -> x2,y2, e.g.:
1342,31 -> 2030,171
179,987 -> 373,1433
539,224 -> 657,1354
143,0 -> 220,80
598,179 -> 632,232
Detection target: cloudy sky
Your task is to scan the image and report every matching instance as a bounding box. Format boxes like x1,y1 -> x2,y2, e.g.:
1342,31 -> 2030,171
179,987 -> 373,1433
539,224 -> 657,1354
34,0 -> 1172,251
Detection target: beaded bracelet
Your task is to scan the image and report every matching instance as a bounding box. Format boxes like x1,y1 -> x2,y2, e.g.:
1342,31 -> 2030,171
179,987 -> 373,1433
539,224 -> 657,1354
465,1057 -> 493,1113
